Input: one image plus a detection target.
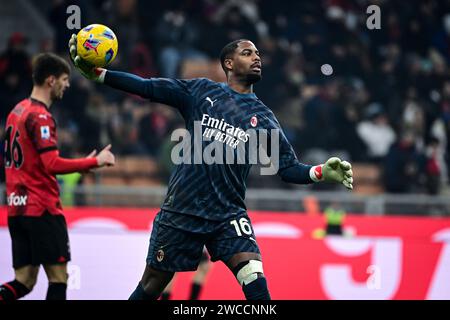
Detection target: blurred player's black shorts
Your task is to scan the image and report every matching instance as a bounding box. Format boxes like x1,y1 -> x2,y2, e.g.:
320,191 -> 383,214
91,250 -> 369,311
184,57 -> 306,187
147,210 -> 260,272
7,212 -> 71,269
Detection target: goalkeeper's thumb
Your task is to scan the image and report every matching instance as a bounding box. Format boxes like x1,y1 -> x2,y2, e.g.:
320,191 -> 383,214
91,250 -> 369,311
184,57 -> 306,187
325,157 -> 341,170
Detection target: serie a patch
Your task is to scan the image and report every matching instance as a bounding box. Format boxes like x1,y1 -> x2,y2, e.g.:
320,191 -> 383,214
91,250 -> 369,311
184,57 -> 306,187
40,126 -> 50,139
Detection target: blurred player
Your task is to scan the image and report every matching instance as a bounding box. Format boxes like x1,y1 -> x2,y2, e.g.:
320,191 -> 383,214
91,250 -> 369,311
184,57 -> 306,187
161,247 -> 212,300
0,53 -> 115,301
69,37 -> 353,300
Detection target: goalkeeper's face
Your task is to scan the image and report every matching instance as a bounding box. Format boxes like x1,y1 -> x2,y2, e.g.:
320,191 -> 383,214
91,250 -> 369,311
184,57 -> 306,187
50,73 -> 70,101
230,41 -> 262,84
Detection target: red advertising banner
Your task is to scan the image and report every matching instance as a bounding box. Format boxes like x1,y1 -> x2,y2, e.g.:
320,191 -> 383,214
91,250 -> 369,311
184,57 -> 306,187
1,207 -> 449,300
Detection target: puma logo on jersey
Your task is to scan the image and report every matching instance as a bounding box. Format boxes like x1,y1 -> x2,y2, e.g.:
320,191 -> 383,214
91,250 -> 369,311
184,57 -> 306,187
206,97 -> 217,107
7,193 -> 27,206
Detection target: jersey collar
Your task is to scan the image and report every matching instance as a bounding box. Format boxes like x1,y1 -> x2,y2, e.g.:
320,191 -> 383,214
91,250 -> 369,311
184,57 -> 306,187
220,83 -> 257,99
29,97 -> 49,110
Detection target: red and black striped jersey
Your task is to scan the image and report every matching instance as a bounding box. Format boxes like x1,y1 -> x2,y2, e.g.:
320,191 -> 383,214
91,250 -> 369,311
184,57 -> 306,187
5,98 -> 62,217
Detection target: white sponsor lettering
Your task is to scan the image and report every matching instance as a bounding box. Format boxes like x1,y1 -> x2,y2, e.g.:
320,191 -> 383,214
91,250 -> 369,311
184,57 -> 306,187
320,237 -> 402,299
201,114 -> 250,146
7,193 -> 27,206
170,117 -> 281,175
427,229 -> 450,299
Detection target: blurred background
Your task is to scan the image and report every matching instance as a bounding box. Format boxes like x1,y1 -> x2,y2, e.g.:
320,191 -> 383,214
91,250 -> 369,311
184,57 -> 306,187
1,0 -> 450,214
1,0 -> 450,300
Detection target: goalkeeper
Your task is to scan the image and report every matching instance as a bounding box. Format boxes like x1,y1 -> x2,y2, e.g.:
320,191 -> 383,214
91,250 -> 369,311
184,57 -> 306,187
69,36 -> 353,300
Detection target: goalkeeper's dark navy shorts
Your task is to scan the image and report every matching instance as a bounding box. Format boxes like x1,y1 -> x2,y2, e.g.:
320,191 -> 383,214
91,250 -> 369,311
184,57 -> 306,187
146,210 -> 260,272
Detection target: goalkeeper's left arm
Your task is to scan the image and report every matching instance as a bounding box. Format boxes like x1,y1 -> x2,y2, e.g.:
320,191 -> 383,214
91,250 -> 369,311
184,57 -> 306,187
269,116 -> 353,190
279,157 -> 353,190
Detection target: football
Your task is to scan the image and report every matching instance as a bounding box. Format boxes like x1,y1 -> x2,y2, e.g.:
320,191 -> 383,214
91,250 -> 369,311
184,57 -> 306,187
76,24 -> 118,68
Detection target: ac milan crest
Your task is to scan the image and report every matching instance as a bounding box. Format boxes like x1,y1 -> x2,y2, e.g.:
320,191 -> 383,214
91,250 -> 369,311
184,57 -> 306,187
250,115 -> 258,127
156,249 -> 165,262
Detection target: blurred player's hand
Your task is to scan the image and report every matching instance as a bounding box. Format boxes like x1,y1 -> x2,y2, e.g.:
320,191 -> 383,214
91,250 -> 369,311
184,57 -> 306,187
68,34 -> 105,82
86,149 -> 97,158
322,157 -> 353,190
81,149 -> 98,174
95,144 -> 115,167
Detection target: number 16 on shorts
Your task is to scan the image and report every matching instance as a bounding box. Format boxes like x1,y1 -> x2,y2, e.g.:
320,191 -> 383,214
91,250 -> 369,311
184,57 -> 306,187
230,218 -> 253,237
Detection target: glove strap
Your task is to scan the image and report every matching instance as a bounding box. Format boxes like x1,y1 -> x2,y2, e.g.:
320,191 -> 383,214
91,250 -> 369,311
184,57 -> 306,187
309,164 -> 324,182
94,68 -> 107,83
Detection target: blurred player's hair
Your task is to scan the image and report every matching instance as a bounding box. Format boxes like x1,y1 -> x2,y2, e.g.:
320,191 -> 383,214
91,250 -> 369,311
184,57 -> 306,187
220,39 -> 250,74
32,53 -> 71,85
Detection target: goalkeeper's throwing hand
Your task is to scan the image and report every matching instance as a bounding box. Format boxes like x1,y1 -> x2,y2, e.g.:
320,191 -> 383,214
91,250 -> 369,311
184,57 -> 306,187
310,157 -> 353,190
68,34 -> 105,82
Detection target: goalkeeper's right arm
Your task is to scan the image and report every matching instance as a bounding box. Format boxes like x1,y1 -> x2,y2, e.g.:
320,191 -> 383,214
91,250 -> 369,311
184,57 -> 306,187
69,34 -> 193,113
68,34 -> 107,82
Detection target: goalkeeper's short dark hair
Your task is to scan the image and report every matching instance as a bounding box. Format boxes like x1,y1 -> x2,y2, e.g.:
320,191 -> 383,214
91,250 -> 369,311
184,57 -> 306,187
220,39 -> 250,74
32,53 -> 71,85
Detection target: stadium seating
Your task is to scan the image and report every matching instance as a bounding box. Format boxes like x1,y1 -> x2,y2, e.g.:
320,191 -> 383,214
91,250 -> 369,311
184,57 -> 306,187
352,163 -> 384,194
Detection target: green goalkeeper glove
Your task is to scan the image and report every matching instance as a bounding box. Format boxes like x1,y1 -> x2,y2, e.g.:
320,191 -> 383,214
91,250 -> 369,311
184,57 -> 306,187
68,34 -> 106,82
310,157 -> 353,190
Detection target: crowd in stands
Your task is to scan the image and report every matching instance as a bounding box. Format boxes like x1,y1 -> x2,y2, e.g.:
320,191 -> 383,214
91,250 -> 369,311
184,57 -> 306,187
1,0 -> 450,194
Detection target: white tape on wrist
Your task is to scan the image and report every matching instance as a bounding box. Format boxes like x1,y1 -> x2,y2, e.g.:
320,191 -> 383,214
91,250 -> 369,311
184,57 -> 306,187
309,165 -> 324,182
96,68 -> 107,83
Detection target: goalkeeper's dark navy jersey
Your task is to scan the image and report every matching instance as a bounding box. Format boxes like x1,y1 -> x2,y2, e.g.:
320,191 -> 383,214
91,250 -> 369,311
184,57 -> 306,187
154,78 -> 301,220
105,74 -> 308,221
